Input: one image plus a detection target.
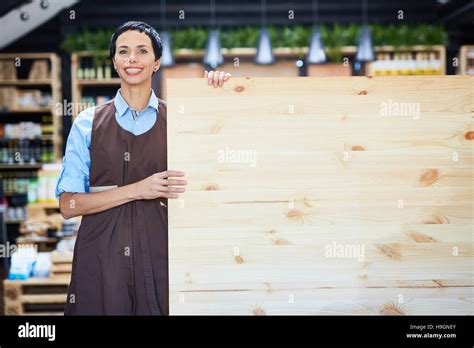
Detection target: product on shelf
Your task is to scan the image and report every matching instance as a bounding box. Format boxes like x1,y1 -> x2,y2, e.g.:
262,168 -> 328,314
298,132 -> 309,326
1,171 -> 34,196
0,59 -> 18,80
41,115 -> 54,135
0,166 -> 59,222
371,51 -> 442,76
0,87 -> 17,109
37,163 -> 61,203
77,62 -> 113,80
80,95 -> 111,108
16,89 -> 40,108
32,252 -> 52,278
38,93 -> 53,107
1,121 -> 43,139
19,221 -> 54,237
0,87 -> 52,110
1,170 -> 35,221
5,206 -> 27,222
28,60 -> 50,80
8,246 -> 53,279
0,137 -> 54,164
8,244 -> 38,280
462,47 -> 474,75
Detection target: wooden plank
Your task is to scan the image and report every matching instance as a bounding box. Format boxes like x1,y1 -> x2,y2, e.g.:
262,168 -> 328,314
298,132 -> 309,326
308,64 -> 352,77
0,79 -> 52,86
171,192 -> 473,222
167,76 -> 474,315
23,312 -> 64,316
4,277 -> 71,286
76,78 -> 120,86
51,251 -> 74,264
161,63 -> 204,100
220,61 -> 299,77
3,276 -> 69,315
52,264 -> 72,274
21,294 -> 67,304
171,287 -> 472,315
0,53 -> 55,59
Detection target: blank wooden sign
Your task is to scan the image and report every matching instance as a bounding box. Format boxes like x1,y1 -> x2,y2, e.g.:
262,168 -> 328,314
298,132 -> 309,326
167,76 -> 473,315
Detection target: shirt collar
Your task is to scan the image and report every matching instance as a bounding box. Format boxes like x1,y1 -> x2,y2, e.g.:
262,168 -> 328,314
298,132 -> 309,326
114,88 -> 159,117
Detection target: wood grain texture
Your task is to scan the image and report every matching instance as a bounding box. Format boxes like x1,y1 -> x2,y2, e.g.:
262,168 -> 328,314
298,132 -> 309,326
167,76 -> 473,315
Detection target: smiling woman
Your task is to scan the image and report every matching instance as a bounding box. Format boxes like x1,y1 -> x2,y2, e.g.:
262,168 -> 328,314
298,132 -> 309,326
55,21 -> 231,315
110,22 -> 162,85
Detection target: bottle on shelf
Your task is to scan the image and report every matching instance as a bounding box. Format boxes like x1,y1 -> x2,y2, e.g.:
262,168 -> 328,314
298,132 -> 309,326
0,170 -> 38,222
105,62 -> 112,79
27,171 -> 39,204
37,163 -> 61,203
0,121 -> 56,164
41,115 -> 54,135
372,51 -> 442,76
97,66 -> 104,80
429,52 -> 441,75
407,53 -> 416,75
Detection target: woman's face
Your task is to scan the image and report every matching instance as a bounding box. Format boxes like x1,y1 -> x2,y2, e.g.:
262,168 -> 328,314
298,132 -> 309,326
113,30 -> 160,86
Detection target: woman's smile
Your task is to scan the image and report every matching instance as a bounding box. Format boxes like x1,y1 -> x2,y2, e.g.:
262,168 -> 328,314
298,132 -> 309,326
124,67 -> 144,75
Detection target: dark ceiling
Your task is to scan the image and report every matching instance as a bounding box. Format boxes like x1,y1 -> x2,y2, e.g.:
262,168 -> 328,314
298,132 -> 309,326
62,0 -> 474,27
1,0 -> 473,53
1,0 -> 473,27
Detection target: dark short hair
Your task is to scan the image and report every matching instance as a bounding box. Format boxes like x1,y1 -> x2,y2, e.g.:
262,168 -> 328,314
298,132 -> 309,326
109,21 -> 163,61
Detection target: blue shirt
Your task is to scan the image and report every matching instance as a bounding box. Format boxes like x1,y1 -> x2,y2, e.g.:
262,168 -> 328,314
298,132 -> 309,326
55,89 -> 159,199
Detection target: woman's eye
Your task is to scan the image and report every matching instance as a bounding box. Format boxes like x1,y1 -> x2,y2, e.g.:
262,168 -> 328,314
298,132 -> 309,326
140,49 -> 148,54
119,50 -> 127,54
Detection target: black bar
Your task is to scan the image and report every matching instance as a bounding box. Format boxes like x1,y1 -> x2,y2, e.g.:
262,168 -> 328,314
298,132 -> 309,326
0,315 -> 472,345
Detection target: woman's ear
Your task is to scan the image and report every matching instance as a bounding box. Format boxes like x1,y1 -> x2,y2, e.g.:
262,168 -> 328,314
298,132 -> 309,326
153,58 -> 161,72
112,57 -> 117,71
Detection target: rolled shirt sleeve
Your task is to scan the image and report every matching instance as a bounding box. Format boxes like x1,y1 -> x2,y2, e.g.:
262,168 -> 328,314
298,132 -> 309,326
55,107 -> 95,199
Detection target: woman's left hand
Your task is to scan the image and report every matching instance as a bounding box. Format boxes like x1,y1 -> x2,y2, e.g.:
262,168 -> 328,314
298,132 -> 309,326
204,70 -> 232,88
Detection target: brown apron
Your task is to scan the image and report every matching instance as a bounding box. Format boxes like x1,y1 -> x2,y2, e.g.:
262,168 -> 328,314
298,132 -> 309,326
64,98 -> 169,315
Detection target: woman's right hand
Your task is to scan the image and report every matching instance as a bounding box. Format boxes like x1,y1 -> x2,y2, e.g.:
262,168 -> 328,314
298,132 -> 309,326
134,170 -> 187,200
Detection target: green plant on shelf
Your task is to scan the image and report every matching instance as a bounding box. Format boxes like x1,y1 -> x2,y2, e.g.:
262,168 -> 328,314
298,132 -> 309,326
61,28 -> 112,68
61,28 -> 113,53
61,24 -> 447,65
220,26 -> 259,48
169,27 -> 208,50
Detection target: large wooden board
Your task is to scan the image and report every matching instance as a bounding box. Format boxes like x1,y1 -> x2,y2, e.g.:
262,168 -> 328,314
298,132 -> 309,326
167,76 -> 473,315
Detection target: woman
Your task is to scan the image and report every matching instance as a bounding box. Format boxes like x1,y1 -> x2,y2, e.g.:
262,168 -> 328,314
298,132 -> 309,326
56,21 -> 231,315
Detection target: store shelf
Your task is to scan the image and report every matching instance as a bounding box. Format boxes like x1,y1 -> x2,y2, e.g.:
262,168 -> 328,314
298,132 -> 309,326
0,53 -> 56,60
0,107 -> 53,113
0,52 -> 62,161
28,202 -> 59,209
0,163 -> 43,169
0,136 -> 53,141
76,78 -> 120,86
366,45 -> 446,76
4,276 -> 69,315
16,236 -> 59,244
71,52 -> 116,118
458,45 -> 474,75
0,79 -> 53,86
